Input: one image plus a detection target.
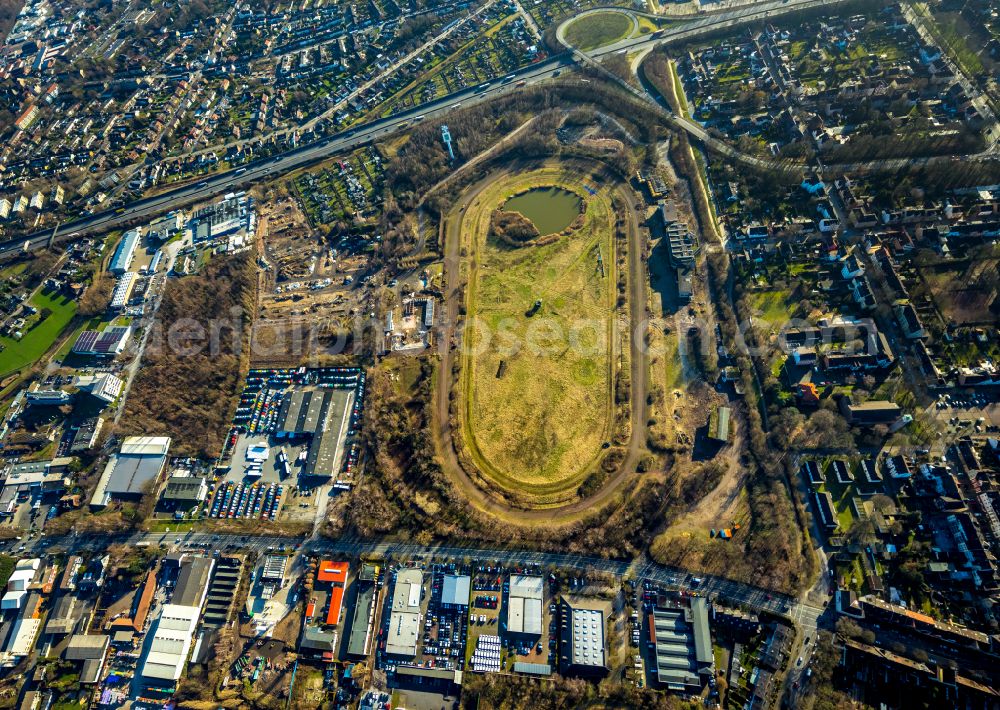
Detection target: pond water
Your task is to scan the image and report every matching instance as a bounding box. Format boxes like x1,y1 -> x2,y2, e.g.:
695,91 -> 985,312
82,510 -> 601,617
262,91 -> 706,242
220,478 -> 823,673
503,186 -> 582,236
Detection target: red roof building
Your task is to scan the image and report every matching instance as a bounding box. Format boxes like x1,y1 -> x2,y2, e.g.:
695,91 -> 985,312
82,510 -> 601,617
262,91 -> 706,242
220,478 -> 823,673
318,561 -> 349,627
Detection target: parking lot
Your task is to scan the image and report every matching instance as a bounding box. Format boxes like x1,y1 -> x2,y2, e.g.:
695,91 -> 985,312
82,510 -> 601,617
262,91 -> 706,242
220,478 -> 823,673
466,570 -> 503,671
227,434 -> 309,485
928,392 -> 1000,435
210,367 -> 366,526
419,566 -> 469,671
208,480 -> 285,521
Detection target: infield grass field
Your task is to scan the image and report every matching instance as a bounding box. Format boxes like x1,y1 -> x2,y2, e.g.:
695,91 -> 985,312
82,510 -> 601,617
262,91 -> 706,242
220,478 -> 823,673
460,165 -> 618,502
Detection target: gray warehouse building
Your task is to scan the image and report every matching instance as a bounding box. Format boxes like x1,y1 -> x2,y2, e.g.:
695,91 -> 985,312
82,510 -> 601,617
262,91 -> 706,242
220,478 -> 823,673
507,575 -> 543,637
90,436 -> 171,507
275,389 -> 352,479
649,597 -> 714,692
559,598 -> 609,677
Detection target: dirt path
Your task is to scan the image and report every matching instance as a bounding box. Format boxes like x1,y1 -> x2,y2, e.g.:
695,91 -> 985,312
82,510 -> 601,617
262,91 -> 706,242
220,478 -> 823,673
672,408 -> 748,533
416,115 -> 541,210
433,161 -> 650,524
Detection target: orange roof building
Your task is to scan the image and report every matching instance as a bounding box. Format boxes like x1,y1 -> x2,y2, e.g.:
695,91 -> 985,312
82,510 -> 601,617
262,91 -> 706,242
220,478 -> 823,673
317,561 -> 349,584
317,561 -> 349,628
108,570 -> 156,632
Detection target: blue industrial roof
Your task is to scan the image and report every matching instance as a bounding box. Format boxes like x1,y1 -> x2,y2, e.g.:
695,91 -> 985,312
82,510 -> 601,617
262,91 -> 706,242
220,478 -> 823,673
109,229 -> 140,273
440,574 -> 470,606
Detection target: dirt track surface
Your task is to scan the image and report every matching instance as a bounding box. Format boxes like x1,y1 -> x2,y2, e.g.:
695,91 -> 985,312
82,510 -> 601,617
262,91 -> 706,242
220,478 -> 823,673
433,161 -> 650,524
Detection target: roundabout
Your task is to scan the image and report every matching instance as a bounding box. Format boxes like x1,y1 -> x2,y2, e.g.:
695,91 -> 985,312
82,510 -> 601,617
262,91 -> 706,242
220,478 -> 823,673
561,9 -> 639,52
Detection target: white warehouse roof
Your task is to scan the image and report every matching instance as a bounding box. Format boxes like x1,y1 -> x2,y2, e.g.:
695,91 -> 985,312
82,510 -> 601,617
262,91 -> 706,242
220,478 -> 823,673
120,436 -> 171,456
1,590 -> 26,610
385,611 -> 420,657
508,597 -> 542,636
141,604 -> 199,682
508,575 -> 543,636
7,569 -> 34,591
6,617 -> 41,658
509,575 -> 543,600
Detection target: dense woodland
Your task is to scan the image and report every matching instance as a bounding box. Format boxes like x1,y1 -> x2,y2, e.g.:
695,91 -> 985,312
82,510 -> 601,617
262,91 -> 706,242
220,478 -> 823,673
120,253 -> 256,458
0,0 -> 22,45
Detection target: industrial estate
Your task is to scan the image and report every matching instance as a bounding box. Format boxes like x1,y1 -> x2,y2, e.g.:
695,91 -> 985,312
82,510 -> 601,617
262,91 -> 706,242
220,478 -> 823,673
0,0 -> 999,708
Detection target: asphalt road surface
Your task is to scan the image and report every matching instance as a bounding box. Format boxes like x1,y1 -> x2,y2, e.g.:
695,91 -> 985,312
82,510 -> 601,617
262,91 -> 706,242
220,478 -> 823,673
21,529 -> 826,627
0,0 -> 844,257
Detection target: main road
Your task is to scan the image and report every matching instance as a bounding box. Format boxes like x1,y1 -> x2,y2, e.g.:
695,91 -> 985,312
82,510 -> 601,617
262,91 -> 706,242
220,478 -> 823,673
22,529 -> 825,628
1,0 -> 851,258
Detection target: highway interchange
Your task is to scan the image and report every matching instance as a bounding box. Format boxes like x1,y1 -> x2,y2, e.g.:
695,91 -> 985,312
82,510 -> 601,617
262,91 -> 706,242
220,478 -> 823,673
1,0 -> 849,257
1,0 -> 855,699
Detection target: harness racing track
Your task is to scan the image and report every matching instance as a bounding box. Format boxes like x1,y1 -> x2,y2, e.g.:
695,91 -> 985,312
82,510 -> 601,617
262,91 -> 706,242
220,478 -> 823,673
459,166 -> 614,506
435,160 -> 649,521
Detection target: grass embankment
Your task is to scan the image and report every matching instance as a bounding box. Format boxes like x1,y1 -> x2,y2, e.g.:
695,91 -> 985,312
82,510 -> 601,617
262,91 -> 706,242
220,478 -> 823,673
0,555 -> 14,589
564,12 -> 633,51
461,166 -> 617,502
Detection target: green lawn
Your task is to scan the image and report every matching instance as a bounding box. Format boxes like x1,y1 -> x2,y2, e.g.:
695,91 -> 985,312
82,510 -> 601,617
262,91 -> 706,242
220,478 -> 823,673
564,12 -> 633,51
816,459 -> 861,532
0,262 -> 27,280
0,290 -> 79,377
0,556 -> 14,588
747,289 -> 794,327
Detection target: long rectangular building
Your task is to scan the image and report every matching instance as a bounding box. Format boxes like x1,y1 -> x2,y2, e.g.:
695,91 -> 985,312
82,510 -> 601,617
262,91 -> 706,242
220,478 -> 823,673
304,391 -> 351,479
140,604 -> 200,683
109,229 -> 140,274
72,326 -> 132,357
386,568 -> 422,658
172,557 -> 215,610
109,272 -> 137,310
318,560 -> 348,627
813,491 -> 838,531
275,388 -> 352,479
346,564 -> 379,658
649,598 -> 713,692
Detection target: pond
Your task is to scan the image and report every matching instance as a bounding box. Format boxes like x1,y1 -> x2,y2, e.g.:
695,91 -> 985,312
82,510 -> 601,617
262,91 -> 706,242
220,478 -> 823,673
503,186 -> 582,236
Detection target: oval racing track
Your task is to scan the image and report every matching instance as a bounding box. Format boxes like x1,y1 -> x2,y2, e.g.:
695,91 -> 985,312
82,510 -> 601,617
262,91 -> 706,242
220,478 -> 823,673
434,163 -> 650,525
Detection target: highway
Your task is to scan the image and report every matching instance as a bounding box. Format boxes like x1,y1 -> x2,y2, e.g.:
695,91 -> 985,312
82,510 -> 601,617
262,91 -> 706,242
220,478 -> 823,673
0,57 -> 573,256
0,0 -> 846,257
0,0 -> 845,664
